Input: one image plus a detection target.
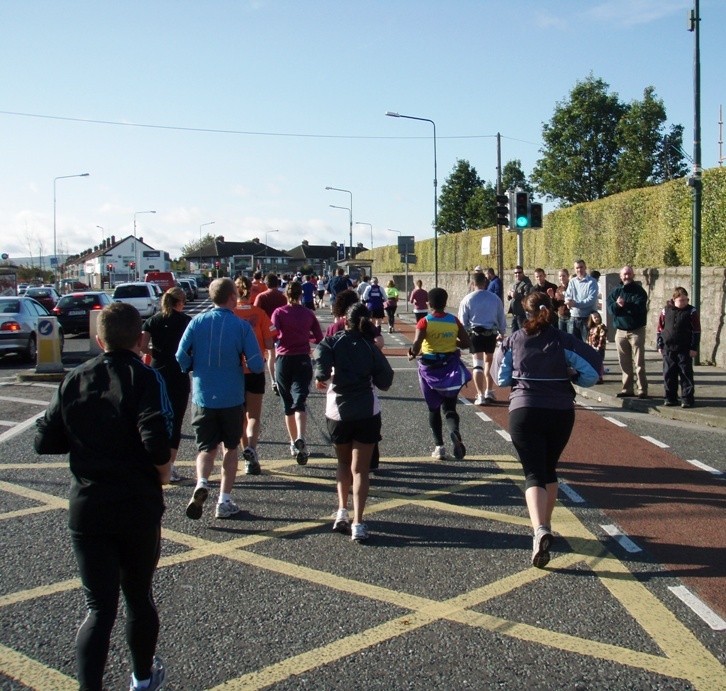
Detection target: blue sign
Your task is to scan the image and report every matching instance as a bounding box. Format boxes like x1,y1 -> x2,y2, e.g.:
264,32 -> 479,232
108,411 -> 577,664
50,257 -> 58,266
38,319 -> 54,336
337,243 -> 345,260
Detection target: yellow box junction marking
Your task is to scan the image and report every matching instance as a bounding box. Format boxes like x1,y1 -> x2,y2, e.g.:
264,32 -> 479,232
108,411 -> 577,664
0,455 -> 724,690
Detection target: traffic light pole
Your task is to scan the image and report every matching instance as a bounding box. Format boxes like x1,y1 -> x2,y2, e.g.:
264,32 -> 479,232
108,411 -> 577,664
689,0 -> 702,364
495,133 -> 504,282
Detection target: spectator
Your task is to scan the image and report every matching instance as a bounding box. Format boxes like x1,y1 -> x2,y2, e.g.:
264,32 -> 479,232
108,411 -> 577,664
606,265 -> 649,399
507,266 -> 533,333
532,268 -> 557,297
36,302 -> 173,691
657,287 -> 701,408
177,278 -> 264,520
553,268 -> 571,332
564,259 -> 598,341
486,267 -> 503,301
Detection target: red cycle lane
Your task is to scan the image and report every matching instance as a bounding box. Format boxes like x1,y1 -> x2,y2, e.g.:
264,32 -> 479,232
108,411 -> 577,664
481,397 -> 726,620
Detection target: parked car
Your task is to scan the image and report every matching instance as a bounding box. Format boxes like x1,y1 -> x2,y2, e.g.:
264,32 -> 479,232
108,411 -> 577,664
53,291 -> 113,334
17,283 -> 29,296
178,279 -> 196,302
112,282 -> 160,318
0,297 -> 64,362
144,271 -> 176,293
25,286 -> 61,311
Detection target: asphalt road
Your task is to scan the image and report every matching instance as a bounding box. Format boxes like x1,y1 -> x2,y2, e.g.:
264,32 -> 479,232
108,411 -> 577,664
0,299 -> 724,690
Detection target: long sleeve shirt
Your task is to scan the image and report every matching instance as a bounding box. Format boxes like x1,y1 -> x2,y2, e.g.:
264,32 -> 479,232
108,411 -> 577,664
564,276 -> 598,318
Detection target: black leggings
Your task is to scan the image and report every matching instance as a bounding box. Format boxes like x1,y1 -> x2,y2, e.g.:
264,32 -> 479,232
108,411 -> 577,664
385,306 -> 397,328
428,397 -> 459,446
508,407 -> 575,489
71,525 -> 161,691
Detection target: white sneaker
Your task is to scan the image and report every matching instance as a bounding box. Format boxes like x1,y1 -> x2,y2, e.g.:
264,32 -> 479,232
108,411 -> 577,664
485,389 -> 497,402
215,500 -> 240,519
431,445 -> 446,460
474,393 -> 487,406
332,508 -> 350,533
129,655 -> 166,691
351,522 -> 370,542
168,466 -> 182,483
185,482 -> 208,520
243,446 -> 261,475
290,441 -> 297,457
294,437 -> 309,465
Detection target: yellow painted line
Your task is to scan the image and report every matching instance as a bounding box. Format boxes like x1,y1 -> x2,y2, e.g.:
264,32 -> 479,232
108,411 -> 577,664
0,642 -> 77,691
408,498 -> 532,527
0,480 -> 68,509
0,577 -> 81,608
0,505 -> 64,522
0,462 -> 67,469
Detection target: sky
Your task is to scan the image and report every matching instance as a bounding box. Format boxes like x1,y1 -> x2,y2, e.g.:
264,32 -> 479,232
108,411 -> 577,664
1,0 -> 724,265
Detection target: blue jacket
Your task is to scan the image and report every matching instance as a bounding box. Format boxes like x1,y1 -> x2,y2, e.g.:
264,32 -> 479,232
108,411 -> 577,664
495,326 -> 600,411
176,307 -> 263,409
564,275 -> 598,318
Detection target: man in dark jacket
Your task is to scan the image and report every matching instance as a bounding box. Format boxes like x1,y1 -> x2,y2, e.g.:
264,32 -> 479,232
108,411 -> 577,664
606,265 -> 649,398
507,266 -> 532,333
35,302 -> 172,691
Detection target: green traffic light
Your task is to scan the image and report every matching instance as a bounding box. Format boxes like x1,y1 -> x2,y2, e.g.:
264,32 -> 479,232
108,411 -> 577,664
516,216 -> 528,228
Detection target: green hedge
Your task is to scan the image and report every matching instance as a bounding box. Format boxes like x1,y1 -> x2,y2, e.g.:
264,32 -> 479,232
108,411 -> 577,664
363,167 -> 726,272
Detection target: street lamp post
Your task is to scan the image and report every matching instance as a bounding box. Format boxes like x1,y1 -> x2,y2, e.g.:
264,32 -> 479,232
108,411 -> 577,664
356,222 -> 373,252
264,229 -> 279,274
53,172 -> 89,288
388,228 -> 410,311
96,226 -> 104,289
385,111 -> 438,287
325,187 -> 353,260
199,221 -> 215,275
133,210 -> 156,281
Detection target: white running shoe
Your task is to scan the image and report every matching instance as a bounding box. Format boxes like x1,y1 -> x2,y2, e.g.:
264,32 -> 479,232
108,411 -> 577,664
351,522 -> 370,542
294,437 -> 309,465
185,482 -> 208,520
532,526 -> 553,569
474,393 -> 487,406
129,655 -> 166,691
485,389 -> 497,402
215,500 -> 241,519
168,466 -> 182,483
332,508 -> 350,533
431,445 -> 446,460
243,446 -> 261,475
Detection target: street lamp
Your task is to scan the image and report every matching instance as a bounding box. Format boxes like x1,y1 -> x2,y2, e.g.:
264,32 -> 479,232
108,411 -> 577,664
264,229 -> 279,274
199,221 -> 215,274
325,186 -> 353,260
53,172 -> 89,288
97,226 -> 104,289
356,222 -> 373,251
133,210 -> 156,281
386,111 -> 438,287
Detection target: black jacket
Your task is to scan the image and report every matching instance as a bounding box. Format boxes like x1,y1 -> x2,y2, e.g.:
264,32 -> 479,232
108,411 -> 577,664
35,350 -> 173,533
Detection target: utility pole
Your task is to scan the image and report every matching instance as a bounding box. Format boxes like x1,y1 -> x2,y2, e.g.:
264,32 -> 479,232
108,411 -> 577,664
496,132 -> 504,282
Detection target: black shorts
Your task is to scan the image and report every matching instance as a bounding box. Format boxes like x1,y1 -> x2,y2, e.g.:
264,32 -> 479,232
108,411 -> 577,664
192,403 -> 244,451
370,307 -> 385,319
327,414 -> 382,445
469,333 -> 497,354
244,371 -> 266,395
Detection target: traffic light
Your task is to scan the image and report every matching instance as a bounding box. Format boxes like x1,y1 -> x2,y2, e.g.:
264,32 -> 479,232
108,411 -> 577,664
495,193 -> 511,229
514,191 -> 529,229
215,261 -> 221,269
530,203 -> 543,229
129,261 -> 135,269
108,264 -> 114,272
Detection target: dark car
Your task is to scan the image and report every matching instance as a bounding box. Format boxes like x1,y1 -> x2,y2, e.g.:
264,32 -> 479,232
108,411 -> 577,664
178,279 -> 195,302
0,297 -> 64,362
25,286 -> 61,311
53,291 -> 113,334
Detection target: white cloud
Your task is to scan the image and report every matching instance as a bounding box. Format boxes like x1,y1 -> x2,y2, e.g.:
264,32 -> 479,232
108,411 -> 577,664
585,0 -> 688,28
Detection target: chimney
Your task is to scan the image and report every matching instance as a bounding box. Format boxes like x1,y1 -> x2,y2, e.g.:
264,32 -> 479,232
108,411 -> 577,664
111,235 -> 116,244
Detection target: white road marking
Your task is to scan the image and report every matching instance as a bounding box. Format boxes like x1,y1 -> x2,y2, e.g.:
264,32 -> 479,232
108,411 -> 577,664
0,396 -> 49,406
559,482 -> 586,503
641,435 -> 669,449
496,430 -> 512,442
0,411 -> 45,444
686,459 -> 724,476
460,397 -> 473,406
604,416 -> 627,427
0,420 -> 18,427
601,524 -> 642,553
475,412 -> 492,422
668,585 -> 726,630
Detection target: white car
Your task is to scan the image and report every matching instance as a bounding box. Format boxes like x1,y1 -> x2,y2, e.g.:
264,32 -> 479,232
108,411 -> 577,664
112,282 -> 160,318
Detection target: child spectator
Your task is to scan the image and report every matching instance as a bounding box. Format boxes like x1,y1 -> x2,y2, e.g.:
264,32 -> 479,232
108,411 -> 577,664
587,311 -> 607,384
657,287 -> 701,408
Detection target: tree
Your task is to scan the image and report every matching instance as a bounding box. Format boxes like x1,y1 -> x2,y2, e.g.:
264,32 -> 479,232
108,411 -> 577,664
532,74 -> 625,205
180,233 -> 217,258
437,159 -> 496,233
502,159 -> 531,192
655,124 -> 689,182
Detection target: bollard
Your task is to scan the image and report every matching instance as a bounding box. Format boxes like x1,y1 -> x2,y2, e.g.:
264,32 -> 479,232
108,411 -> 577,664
35,317 -> 64,374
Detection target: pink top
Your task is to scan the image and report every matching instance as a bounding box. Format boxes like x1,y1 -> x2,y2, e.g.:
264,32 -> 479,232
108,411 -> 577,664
271,303 -> 324,355
409,287 -> 429,311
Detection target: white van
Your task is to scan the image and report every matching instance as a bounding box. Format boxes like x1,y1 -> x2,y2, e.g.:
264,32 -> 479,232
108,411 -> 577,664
112,282 -> 160,318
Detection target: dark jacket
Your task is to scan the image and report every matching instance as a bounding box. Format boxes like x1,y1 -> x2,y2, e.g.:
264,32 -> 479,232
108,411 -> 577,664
35,350 -> 173,533
657,302 -> 701,352
508,277 -> 533,317
606,281 -> 648,331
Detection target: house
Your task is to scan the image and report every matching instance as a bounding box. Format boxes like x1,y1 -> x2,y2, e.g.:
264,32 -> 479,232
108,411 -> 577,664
286,240 -> 369,278
183,236 -> 291,277
64,235 -> 170,288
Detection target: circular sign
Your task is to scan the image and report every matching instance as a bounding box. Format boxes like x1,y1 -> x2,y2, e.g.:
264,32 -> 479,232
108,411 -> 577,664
38,319 -> 54,336
1,253 -> 8,260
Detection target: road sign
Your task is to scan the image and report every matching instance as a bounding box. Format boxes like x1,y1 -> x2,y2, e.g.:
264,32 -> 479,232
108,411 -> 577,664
400,254 -> 417,264
1,253 -> 8,260
50,257 -> 58,266
397,236 -> 415,254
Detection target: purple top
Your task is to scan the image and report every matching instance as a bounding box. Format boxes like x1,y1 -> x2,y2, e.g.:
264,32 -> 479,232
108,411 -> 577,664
271,303 -> 324,355
409,287 -> 429,311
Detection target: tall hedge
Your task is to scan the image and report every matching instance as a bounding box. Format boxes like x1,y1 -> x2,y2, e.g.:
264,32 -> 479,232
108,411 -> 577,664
363,167 -> 726,272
